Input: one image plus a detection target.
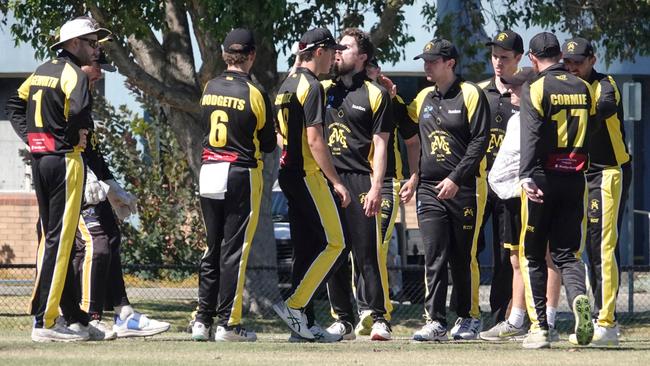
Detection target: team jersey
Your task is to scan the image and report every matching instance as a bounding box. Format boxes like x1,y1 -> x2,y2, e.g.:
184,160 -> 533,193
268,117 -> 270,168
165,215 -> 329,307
390,95 -> 420,180
408,77 -> 489,185
477,77 -> 517,171
275,67 -> 326,173
6,50 -> 92,155
322,71 -> 393,175
200,70 -> 276,168
586,69 -> 631,170
520,63 -> 596,179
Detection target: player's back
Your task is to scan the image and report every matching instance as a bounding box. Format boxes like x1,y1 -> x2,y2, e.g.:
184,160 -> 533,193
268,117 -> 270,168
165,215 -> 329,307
200,70 -> 274,168
275,67 -> 324,174
19,55 -> 91,155
526,63 -> 595,174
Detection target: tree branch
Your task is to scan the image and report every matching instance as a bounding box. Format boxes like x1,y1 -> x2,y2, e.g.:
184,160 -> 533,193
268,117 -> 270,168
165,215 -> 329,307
370,0 -> 407,47
162,0 -> 199,90
187,0 -> 224,87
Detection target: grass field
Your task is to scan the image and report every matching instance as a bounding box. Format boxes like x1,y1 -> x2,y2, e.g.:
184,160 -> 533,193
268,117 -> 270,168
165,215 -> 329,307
2,300 -> 650,366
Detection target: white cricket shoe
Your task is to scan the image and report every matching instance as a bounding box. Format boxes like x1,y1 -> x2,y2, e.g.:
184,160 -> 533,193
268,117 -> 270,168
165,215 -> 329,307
89,320 -> 117,340
214,325 -> 257,342
191,321 -> 211,341
355,310 -> 373,336
113,312 -> 170,337
326,320 -> 355,340
31,323 -> 89,343
272,301 -> 314,340
590,324 -> 619,346
289,324 -> 342,343
413,320 -> 448,341
370,320 -> 392,341
451,317 -> 481,340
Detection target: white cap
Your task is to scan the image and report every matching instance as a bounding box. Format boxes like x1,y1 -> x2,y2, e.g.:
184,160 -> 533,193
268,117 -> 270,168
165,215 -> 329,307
50,17 -> 111,51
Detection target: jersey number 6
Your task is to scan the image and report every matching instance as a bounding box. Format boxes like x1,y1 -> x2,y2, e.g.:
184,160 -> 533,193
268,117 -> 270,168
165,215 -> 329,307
209,110 -> 229,147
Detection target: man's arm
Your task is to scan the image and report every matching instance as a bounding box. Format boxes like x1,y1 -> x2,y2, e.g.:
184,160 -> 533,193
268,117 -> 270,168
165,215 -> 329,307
5,75 -> 34,144
364,132 -> 389,216
519,80 -> 544,182
306,124 -> 350,207
400,134 -> 420,203
447,85 -> 489,187
595,76 -> 619,121
258,92 -> 277,153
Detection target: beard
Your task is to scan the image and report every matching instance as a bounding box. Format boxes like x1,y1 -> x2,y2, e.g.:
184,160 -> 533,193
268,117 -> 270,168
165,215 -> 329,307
333,60 -> 354,77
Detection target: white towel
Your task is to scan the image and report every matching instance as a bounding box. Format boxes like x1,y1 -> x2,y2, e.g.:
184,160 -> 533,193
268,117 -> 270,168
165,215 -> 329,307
199,162 -> 230,200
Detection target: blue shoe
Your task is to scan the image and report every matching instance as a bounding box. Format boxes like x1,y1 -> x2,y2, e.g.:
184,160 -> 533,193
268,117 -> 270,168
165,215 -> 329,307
113,312 -> 170,338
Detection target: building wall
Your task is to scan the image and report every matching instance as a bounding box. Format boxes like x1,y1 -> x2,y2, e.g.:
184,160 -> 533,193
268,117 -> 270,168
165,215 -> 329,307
0,192 -> 38,264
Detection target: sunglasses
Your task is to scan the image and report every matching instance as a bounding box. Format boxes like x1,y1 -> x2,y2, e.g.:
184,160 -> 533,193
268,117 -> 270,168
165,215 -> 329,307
78,37 -> 99,49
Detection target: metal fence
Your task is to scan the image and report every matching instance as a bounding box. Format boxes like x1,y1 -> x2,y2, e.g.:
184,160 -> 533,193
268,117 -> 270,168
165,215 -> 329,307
2,263 -> 650,333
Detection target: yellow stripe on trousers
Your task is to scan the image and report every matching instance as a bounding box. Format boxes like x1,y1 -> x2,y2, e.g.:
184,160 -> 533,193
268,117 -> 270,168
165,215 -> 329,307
28,221 -> 47,314
78,216 -> 94,312
576,175 -> 588,259
228,168 -> 263,326
518,190 -> 540,330
287,172 -> 345,308
376,178 -> 400,320
598,167 -> 623,327
469,177 -> 487,318
44,152 -> 84,328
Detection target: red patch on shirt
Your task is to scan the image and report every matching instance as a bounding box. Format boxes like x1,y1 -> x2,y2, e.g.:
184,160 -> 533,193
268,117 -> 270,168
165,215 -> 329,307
202,148 -> 238,163
28,133 -> 56,153
545,152 -> 587,173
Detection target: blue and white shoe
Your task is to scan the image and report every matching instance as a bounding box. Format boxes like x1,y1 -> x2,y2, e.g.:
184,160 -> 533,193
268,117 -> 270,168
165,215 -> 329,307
113,312 -> 170,338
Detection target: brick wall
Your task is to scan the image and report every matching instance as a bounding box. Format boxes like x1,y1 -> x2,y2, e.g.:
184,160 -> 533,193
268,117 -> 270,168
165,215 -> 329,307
0,192 -> 38,264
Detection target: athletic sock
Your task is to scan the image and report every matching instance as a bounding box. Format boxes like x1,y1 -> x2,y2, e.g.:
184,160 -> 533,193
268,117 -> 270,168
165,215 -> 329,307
546,306 -> 557,329
115,305 -> 135,321
507,307 -> 526,328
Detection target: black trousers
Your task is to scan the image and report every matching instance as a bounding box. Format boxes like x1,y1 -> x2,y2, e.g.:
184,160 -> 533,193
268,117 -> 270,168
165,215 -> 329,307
417,179 -> 485,326
30,153 -> 88,328
520,172 -> 588,331
585,162 -> 631,327
477,188 -> 516,324
196,165 -> 263,327
279,169 -> 346,324
73,199 -> 129,319
327,173 -> 393,323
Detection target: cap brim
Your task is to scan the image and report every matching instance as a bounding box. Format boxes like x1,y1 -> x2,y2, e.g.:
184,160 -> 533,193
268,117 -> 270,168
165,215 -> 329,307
327,43 -> 347,51
413,53 -> 442,61
563,54 -> 587,62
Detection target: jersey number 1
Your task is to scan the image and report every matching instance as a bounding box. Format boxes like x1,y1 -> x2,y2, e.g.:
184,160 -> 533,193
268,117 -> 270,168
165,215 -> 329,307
209,110 -> 228,147
32,89 -> 44,128
551,108 -> 587,148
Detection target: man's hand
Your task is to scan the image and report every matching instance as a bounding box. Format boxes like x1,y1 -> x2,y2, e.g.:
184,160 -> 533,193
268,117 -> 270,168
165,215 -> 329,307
399,175 -> 418,204
435,178 -> 459,200
84,168 -> 106,205
77,129 -> 89,149
522,181 -> 544,203
333,182 -> 351,208
377,74 -> 397,99
363,185 -> 382,217
100,179 -> 137,219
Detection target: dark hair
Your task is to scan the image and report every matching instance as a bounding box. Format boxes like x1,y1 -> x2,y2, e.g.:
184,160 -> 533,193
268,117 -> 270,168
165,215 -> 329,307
298,49 -> 317,63
442,56 -> 457,71
222,44 -> 253,66
341,28 -> 374,66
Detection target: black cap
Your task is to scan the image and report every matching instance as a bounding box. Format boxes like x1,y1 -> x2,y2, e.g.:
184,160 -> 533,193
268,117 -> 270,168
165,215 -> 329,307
413,39 -> 458,61
527,32 -> 561,58
500,67 -> 536,86
298,28 -> 347,52
562,37 -> 594,62
223,28 -> 255,53
367,58 -> 379,68
486,30 -> 524,54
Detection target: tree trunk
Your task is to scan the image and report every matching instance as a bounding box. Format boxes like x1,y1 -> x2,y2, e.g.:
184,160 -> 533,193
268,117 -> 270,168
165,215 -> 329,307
244,148 -> 282,315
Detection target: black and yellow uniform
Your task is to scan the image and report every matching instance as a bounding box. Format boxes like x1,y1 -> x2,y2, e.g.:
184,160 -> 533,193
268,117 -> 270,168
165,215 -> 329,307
322,72 -> 394,323
476,77 -> 518,324
196,70 -> 275,328
5,50 -> 92,329
584,70 -> 631,328
275,67 -> 346,312
330,93 -> 418,322
72,127 -> 131,320
407,77 -> 489,325
519,63 -> 596,331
